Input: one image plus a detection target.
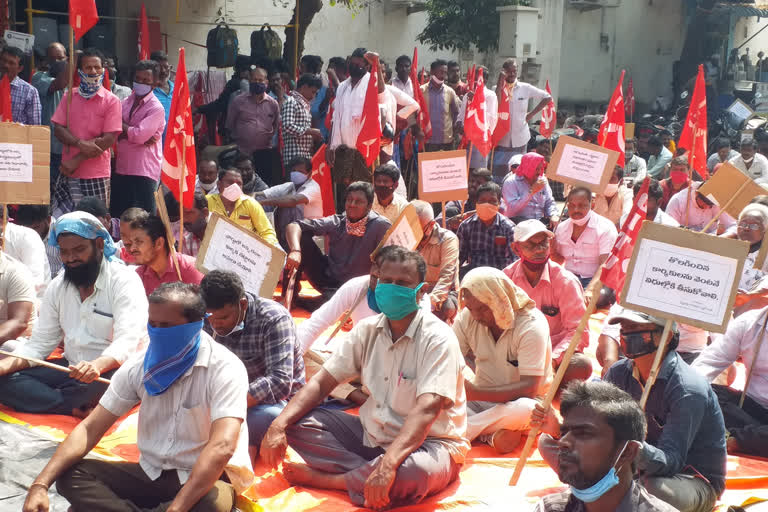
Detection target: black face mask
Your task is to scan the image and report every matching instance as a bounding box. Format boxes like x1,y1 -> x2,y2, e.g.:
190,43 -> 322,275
349,64 -> 366,79
621,331 -> 658,359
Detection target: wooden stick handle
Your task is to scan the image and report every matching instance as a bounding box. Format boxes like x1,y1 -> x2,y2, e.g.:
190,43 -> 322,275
284,269 -> 298,313
639,319 -> 674,409
509,280 -> 602,486
320,290 -> 366,349
700,179 -> 751,233
0,350 -> 111,385
740,312 -> 768,408
441,201 -> 446,229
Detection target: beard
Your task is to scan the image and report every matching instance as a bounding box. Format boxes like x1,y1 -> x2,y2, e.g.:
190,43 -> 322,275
63,252 -> 102,288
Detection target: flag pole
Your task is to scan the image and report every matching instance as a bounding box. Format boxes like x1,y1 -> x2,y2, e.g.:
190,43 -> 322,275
700,179 -> 751,233
684,129 -> 697,229
639,318 -> 674,409
66,26 -> 74,130
178,149 -> 185,258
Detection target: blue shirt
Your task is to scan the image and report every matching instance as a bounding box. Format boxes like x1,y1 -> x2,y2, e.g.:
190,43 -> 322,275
153,80 -> 174,140
310,85 -> 329,140
647,146 -> 673,178
605,351 -> 727,495
31,72 -> 64,154
457,213 -> 517,271
502,174 -> 557,220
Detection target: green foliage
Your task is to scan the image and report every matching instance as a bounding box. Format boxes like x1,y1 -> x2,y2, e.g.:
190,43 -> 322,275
418,0 -> 531,53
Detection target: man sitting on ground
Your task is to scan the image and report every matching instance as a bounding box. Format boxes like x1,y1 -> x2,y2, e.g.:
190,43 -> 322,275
22,283 -> 253,512
502,152 -> 557,226
285,181 -> 390,302
201,270 -> 305,455
505,220 -> 592,385
196,159 -> 220,196
0,249 -> 35,350
4,207 -> 50,298
455,267 -> 555,453
666,181 -> 735,234
531,381 -> 678,512
592,166 -> 632,227
261,248 -> 469,509
206,168 -> 279,246
457,182 -> 517,279
180,192 -> 210,258
0,212 -> 147,416
128,213 -> 203,296
13,204 -> 62,279
443,168 -> 493,231
372,164 -> 409,224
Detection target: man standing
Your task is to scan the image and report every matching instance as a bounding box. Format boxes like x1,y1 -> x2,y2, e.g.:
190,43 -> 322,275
446,60 -> 469,97
195,159 -> 219,196
730,138 -> 768,183
0,212 -> 147,416
31,42 -> 68,190
372,164 -> 409,223
282,74 -> 323,167
22,283 -> 253,512
201,270 -> 305,453
491,59 -> 552,182
51,48 -> 122,216
104,56 -> 132,100
261,248 -> 469,509
113,60 -> 166,217
0,45 -> 41,125
421,59 -> 460,152
226,66 -> 280,186
150,51 -> 174,141
646,136 -> 673,179
392,55 -> 414,97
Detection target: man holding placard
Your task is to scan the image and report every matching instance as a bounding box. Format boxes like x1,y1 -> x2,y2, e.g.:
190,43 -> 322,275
666,182 -> 735,234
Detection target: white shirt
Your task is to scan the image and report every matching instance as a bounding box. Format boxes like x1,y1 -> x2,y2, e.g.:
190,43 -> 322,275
100,334 -> 254,491
15,258 -> 148,365
707,149 -> 740,173
624,154 -> 647,185
391,76 -> 414,98
496,81 -> 551,148
379,86 -> 420,157
729,152 -> 768,183
0,253 -> 35,325
5,222 -> 50,299
329,73 -> 370,149
554,212 -> 618,278
297,178 -> 323,220
692,307 -> 768,408
622,208 -> 681,228
741,249 -> 768,291
195,177 -> 218,196
665,185 -> 735,233
458,87 -> 498,135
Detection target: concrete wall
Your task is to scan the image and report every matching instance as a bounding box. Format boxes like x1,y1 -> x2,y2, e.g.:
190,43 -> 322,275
733,16 -> 768,60
114,0 -> 457,74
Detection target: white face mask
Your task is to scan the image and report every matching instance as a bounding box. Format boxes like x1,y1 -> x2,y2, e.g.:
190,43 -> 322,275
199,179 -> 217,193
571,210 -> 592,226
221,183 -> 243,202
431,76 -> 444,86
744,157 -> 755,164
604,183 -> 619,197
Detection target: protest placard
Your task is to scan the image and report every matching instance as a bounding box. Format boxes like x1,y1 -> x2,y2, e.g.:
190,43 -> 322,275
0,124 -> 50,205
625,123 -> 635,140
697,163 -> 764,219
621,222 -> 749,333
197,213 -> 286,298
3,30 -> 34,55
371,204 -> 424,259
546,135 -> 618,193
418,150 -> 469,203
728,98 -> 755,123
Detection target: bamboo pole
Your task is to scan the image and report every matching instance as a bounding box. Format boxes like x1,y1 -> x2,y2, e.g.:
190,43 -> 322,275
740,312 -> 768,408
178,149 -> 185,257
319,291 -> 366,349
66,26 -> 74,130
639,319 -> 674,409
0,350 -> 111,385
284,268 -> 298,313
700,179 -> 751,234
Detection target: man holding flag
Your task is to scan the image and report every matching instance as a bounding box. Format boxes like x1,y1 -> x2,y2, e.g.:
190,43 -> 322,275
458,66 -> 497,170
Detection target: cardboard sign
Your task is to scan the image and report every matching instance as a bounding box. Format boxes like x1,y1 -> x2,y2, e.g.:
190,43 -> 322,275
418,150 -> 469,203
727,98 -> 755,123
625,123 -> 635,140
3,30 -> 34,55
621,222 -> 749,333
196,213 -> 286,298
371,204 -> 424,259
0,124 -> 50,205
697,163 -> 765,218
546,135 -> 619,193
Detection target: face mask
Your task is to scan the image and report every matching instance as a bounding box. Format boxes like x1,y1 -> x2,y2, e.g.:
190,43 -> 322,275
570,441 -> 628,503
625,151 -> 634,160
209,306 -> 245,338
522,255 -> 548,272
621,331 -> 658,359
199,179 -> 217,193
570,210 -> 592,226
143,320 -> 203,396
744,157 -> 755,165
603,183 -> 619,197
133,82 -> 153,96
375,282 -> 424,320
221,183 -> 243,202
290,171 -> 308,186
431,76 -> 444,86
349,64 -> 366,79
367,286 -> 381,313
669,170 -> 688,185
78,69 -> 104,99
250,82 -> 267,95
476,203 -> 499,222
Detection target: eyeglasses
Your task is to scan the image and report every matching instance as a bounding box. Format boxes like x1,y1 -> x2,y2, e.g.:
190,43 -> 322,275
520,240 -> 550,251
739,222 -> 764,232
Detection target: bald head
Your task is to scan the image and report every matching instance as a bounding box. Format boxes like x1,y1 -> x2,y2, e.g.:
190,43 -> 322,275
47,42 -> 67,63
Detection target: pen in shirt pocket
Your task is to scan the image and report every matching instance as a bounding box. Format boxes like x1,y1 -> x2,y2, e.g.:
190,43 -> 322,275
93,308 -> 113,318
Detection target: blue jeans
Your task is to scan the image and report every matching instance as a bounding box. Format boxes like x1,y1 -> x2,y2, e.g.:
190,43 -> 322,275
0,358 -> 113,415
247,401 -> 286,447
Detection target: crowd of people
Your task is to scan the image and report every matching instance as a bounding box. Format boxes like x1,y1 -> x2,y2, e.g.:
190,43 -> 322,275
2,38 -> 768,512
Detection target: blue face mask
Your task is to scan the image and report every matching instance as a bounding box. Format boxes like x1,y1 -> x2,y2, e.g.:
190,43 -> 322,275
367,286 -> 381,313
143,320 -> 203,396
250,82 -> 267,95
374,282 -> 424,320
78,69 -> 104,99
570,441 -> 628,503
290,171 -> 308,186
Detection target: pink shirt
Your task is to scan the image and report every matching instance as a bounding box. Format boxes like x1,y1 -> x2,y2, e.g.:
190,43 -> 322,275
554,212 -> 618,279
504,260 -> 590,362
116,92 -> 166,181
51,87 -> 123,179
135,252 -> 204,296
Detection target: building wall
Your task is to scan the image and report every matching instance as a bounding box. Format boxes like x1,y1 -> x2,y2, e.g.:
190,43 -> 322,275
733,16 -> 768,61
114,0 -> 457,74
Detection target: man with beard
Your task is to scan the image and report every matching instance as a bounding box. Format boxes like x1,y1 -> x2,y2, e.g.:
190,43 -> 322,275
0,212 -> 147,416
531,381 -> 677,512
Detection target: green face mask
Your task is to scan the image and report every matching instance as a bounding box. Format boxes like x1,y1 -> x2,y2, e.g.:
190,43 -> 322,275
374,282 -> 424,320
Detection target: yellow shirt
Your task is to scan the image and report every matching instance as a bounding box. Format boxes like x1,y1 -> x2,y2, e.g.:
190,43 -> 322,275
206,193 -> 279,247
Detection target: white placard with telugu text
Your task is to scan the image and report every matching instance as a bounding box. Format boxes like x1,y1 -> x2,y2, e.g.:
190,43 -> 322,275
0,143 -> 33,183
557,144 -> 609,186
421,156 -> 468,194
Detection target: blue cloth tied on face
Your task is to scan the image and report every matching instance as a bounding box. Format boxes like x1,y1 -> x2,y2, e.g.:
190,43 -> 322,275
48,211 -> 118,261
143,320 -> 204,396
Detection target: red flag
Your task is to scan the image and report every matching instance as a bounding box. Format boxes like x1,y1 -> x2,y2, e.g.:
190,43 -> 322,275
625,78 -> 635,121
464,75 -> 492,156
677,65 -> 708,180
0,75 -> 12,122
467,65 -> 476,93
138,3 -> 150,60
410,48 -> 432,141
103,68 -> 111,91
598,70 -> 626,167
312,145 -> 335,217
539,81 -> 556,139
69,0 -> 98,42
161,48 -> 197,209
600,177 -> 649,297
491,81 -> 510,148
356,60 -> 382,166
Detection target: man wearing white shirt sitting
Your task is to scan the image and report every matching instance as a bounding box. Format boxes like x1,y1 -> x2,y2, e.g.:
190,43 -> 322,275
707,138 -> 740,175
195,159 -> 219,196
4,209 -> 50,298
0,212 -> 147,416
665,181 -> 735,234
620,178 -> 680,228
22,282 -> 253,512
730,138 -> 768,184
0,251 -> 36,351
